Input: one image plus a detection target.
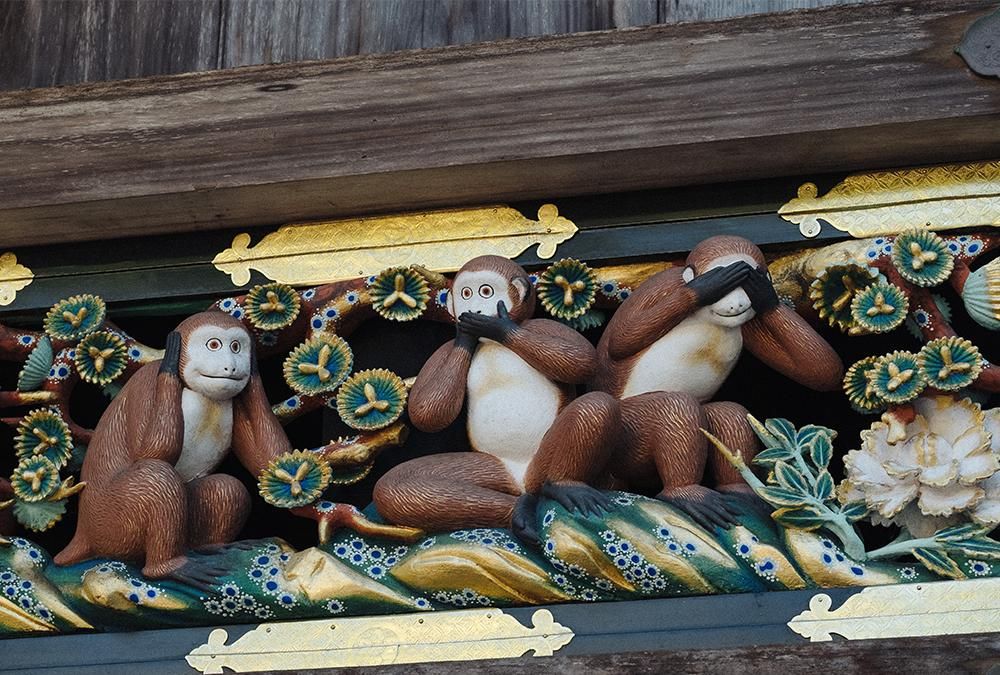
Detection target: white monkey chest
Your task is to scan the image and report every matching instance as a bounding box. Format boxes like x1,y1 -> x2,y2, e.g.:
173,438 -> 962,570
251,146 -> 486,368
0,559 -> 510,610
622,316 -> 743,402
174,388 -> 234,482
466,340 -> 562,490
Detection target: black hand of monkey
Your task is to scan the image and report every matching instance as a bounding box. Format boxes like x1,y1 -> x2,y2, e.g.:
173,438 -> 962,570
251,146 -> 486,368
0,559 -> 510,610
458,301 -> 518,343
687,261 -> 752,306
160,331 -> 182,377
743,266 -> 779,313
454,320 -> 479,353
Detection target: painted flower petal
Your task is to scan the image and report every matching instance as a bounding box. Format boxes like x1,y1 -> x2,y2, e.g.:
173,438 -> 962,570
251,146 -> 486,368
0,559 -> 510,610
866,478 -> 920,519
970,474 -> 1000,526
914,395 -> 984,445
917,484 -> 984,516
844,448 -> 893,485
916,459 -> 958,487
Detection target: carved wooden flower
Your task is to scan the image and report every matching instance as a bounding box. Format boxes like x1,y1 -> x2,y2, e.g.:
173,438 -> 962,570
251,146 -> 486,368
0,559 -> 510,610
43,294 -> 106,341
336,368 -> 408,431
809,263 -> 879,333
891,229 -> 955,288
14,408 -> 73,468
841,395 -> 999,537
368,267 -> 430,322
842,356 -> 885,414
10,456 -> 61,503
74,331 -> 128,386
536,258 -> 598,320
258,450 -> 332,508
917,337 -> 983,391
868,351 -> 926,404
282,335 -> 353,395
850,282 -> 909,334
245,283 -> 301,331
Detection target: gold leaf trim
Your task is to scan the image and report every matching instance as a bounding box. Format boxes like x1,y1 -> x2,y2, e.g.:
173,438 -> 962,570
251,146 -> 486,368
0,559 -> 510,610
185,607 -> 574,673
0,252 -> 33,306
779,161 -> 1000,238
787,578 -> 1000,642
213,204 -> 578,287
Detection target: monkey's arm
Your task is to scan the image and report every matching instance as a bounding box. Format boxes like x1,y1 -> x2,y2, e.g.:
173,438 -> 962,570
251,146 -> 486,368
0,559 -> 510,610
603,268 -> 699,361
408,340 -> 473,433
742,306 -> 844,391
129,334 -> 185,463
230,372 -> 293,475
503,319 -> 597,384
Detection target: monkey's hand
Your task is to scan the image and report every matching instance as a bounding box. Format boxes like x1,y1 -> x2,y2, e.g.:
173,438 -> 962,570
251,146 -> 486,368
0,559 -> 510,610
159,331 -> 182,376
657,484 -> 739,531
510,493 -> 541,547
686,261 -> 752,306
458,301 -> 518,343
454,319 -> 479,352
743,266 -> 779,313
541,481 -> 611,518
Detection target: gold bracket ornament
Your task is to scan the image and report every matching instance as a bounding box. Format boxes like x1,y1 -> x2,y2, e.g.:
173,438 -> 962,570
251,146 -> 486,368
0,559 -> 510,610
787,578 -> 1000,642
186,607 -> 573,673
0,252 -> 33,306
213,204 -> 578,287
779,160 -> 1000,239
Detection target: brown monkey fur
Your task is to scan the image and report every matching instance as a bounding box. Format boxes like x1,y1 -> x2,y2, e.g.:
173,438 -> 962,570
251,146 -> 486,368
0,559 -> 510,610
54,311 -> 293,581
374,256 -> 617,534
592,235 -> 843,512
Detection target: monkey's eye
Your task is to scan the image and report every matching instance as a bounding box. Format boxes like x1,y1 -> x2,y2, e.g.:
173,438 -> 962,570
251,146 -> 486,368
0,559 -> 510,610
230,341 -> 242,354
206,338 -> 223,351
478,285 -> 494,299
461,287 -> 473,300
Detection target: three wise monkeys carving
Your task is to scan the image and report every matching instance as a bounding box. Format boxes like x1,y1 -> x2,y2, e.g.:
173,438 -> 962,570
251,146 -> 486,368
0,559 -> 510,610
51,235 -> 843,581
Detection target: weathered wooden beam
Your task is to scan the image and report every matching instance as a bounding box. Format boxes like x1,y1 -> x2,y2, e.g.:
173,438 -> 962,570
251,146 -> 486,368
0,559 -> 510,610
0,0 -> 997,247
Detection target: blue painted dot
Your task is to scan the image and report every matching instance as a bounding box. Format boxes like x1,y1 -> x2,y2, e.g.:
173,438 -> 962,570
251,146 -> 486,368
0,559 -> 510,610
760,561 -> 775,571
57,367 -> 68,377
822,540 -> 834,549
850,566 -> 864,576
130,579 -> 142,587
257,556 -> 270,565
968,243 -> 981,253
39,609 -> 50,619
224,587 -> 237,596
822,553 -> 832,564
481,538 -> 494,545
630,554 -> 641,564
146,589 -> 157,598
351,541 -> 364,550
224,600 -> 237,610
265,581 -> 278,591
1,573 -> 11,581
646,565 -> 658,577
232,309 -> 243,319
668,543 -> 679,551
4,586 -> 15,596
312,318 -> 323,329
835,553 -> 844,562
369,549 -> 382,559
128,593 -> 140,603
268,567 -> 279,576
335,546 -> 348,556
370,566 -> 383,576
20,597 -> 31,608
685,543 -> 696,551
251,569 -> 263,578
351,554 -> 364,563
607,545 -> 618,555
867,250 -> 878,259
619,542 -> 631,552
21,580 -> 32,590
615,557 -> 628,568
739,544 -> 750,554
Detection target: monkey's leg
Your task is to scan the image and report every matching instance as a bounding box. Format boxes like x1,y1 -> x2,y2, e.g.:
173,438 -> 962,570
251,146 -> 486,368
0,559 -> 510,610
373,453 -> 521,532
76,459 -> 190,577
703,401 -> 760,490
523,392 -> 619,518
186,474 -> 251,549
620,392 -> 738,531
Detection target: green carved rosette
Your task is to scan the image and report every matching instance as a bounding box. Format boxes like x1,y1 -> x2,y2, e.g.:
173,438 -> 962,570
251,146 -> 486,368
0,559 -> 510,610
336,369 -> 408,431
43,294 -> 106,341
869,351 -> 926,404
536,258 -> 598,321
258,450 -> 332,508
368,267 -> 430,322
808,263 -> 879,333
13,498 -> 68,533
843,356 -> 885,414
282,335 -> 353,395
74,331 -> 128,386
892,229 -> 955,287
15,409 -> 73,467
850,282 -> 909,334
917,337 -> 983,391
10,456 -> 60,503
245,283 -> 301,331
17,336 -> 53,391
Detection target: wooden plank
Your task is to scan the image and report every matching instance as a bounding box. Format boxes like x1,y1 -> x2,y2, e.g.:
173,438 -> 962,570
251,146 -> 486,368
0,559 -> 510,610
0,0 -> 997,247
659,0 -> 878,23
0,0 -> 221,90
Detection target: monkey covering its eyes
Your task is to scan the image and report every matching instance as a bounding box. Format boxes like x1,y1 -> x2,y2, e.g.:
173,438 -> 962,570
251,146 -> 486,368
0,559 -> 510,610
373,255 -> 619,544
54,311 -> 303,588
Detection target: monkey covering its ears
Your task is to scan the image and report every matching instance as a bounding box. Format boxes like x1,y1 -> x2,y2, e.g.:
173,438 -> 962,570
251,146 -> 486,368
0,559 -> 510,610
591,235 -> 844,529
54,311 -> 301,588
374,255 -> 619,544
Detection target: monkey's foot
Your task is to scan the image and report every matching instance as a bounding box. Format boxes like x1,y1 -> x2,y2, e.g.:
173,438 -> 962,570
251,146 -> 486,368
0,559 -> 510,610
291,503 -> 424,544
718,483 -> 773,520
540,481 -> 611,518
510,493 -> 541,547
145,555 -> 229,592
657,484 -> 739,531
193,538 -> 272,554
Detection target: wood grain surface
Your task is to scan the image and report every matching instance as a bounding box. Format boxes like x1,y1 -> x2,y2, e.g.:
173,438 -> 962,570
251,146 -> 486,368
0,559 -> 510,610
0,0 -> 995,247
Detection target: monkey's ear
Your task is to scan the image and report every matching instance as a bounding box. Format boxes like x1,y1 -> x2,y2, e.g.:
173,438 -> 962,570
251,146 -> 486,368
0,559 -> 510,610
446,287 -> 456,318
682,266 -> 695,283
512,277 -> 531,302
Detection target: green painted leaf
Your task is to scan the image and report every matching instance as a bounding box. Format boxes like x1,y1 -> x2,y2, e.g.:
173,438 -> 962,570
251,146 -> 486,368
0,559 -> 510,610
912,547 -> 965,579
795,424 -> 832,448
934,524 -> 990,542
13,498 -> 67,532
764,418 -> 797,452
772,506 -> 827,531
813,470 -> 834,501
17,336 -> 53,391
329,461 -> 375,486
773,461 -> 809,494
946,537 -> 1000,560
757,486 -> 810,507
840,501 -> 869,522
808,434 -> 833,470
753,446 -> 795,466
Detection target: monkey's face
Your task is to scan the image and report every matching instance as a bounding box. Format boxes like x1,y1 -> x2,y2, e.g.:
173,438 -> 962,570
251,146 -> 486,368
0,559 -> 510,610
181,324 -> 252,401
448,270 -> 524,319
683,253 -> 759,328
